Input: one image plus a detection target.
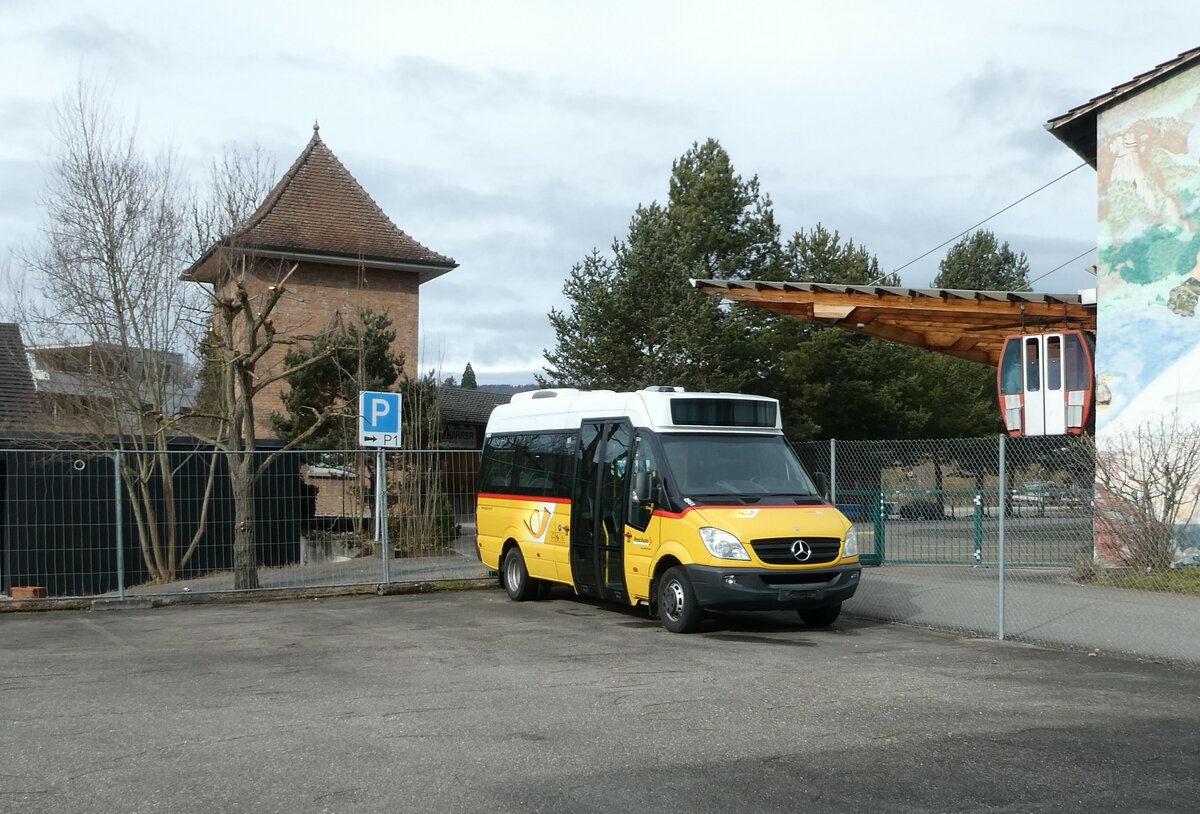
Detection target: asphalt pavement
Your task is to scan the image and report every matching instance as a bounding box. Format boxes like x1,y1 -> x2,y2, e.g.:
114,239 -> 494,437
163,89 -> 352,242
2,589 -> 1198,813
856,564 -> 1200,664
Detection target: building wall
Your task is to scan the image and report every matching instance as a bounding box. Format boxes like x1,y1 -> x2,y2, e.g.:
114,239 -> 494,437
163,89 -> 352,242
238,259 -> 419,439
1096,63 -> 1200,564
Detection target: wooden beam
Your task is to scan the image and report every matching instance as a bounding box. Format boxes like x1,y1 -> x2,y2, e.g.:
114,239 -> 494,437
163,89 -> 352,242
715,288 -> 1092,321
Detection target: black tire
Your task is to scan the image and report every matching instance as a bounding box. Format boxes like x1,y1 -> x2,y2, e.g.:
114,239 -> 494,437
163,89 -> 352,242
658,566 -> 703,633
502,547 -> 537,601
798,603 -> 841,628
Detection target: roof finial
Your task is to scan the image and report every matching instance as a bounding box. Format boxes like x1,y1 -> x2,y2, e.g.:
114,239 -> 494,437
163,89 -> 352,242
312,119 -> 321,139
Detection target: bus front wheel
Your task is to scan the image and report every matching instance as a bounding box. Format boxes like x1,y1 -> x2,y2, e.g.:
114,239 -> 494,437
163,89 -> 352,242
503,547 -> 537,601
658,566 -> 702,633
798,603 -> 841,628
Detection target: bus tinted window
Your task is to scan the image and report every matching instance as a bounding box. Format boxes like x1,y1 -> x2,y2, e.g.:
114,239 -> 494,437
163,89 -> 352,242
659,433 -> 817,497
480,436 -> 517,491
481,432 -> 575,498
670,398 -> 777,428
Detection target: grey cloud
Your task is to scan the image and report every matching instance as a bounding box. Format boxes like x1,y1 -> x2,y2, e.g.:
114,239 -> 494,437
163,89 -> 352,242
40,15 -> 161,71
952,63 -> 1043,113
950,62 -> 1092,165
387,54 -> 690,125
361,159 -> 637,260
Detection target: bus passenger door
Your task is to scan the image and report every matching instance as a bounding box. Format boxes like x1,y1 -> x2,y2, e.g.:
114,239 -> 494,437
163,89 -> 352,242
623,433 -> 660,603
570,421 -> 632,602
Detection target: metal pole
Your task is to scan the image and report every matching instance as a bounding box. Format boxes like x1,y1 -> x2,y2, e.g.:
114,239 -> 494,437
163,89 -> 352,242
829,439 -> 837,504
973,491 -> 983,567
114,449 -> 125,601
378,448 -> 390,585
873,490 -> 886,566
997,434 -> 1007,640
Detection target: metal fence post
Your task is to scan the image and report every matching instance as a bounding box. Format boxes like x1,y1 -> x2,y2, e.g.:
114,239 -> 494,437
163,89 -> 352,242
997,434 -> 1007,640
973,491 -> 983,567
829,439 -> 837,504
873,490 -> 886,565
113,449 -> 125,601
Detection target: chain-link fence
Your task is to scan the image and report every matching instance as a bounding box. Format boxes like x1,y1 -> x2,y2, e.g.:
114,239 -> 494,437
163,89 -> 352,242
795,434 -> 1200,664
0,448 -> 489,602
5,437 -> 1198,664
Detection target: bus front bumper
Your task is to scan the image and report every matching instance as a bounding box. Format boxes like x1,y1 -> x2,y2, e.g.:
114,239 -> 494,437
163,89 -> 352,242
683,563 -> 861,612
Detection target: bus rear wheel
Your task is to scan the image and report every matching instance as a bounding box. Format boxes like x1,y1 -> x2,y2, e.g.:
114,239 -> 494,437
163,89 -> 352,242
658,566 -> 702,633
503,547 -> 538,601
798,603 -> 841,628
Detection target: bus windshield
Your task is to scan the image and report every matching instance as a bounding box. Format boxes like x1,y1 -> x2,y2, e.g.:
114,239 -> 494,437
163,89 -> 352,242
658,433 -> 819,500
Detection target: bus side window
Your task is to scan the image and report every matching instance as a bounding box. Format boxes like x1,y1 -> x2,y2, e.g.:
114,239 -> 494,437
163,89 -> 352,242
481,436 -> 515,491
627,435 -> 656,532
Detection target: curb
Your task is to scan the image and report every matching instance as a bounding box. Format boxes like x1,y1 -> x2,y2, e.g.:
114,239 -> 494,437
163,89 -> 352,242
0,579 -> 499,613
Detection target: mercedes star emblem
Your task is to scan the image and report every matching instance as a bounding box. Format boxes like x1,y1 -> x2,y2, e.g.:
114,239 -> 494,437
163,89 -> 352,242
790,539 -> 812,562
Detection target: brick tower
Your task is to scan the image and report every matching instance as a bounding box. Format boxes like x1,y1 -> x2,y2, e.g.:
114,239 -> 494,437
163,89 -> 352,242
184,125 -> 458,438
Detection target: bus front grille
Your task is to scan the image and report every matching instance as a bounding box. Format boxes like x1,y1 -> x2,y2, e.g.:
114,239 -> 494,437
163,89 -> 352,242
750,537 -> 841,565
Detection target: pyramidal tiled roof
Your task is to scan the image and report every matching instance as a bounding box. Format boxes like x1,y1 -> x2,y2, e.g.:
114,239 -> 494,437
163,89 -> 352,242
187,127 -> 456,279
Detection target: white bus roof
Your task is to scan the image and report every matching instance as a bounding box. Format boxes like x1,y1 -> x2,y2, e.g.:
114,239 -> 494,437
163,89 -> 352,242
484,387 -> 783,435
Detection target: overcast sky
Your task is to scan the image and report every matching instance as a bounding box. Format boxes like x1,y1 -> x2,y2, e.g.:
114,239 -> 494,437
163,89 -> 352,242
1,2 -> 1197,383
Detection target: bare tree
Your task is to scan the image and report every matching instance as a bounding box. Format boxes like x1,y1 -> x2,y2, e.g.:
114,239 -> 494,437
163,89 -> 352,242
1094,412 -> 1200,571
10,82 -> 212,584
391,373 -> 454,555
184,250 -> 338,589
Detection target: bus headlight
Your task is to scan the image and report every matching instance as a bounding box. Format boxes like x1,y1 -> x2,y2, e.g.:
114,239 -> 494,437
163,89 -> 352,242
843,527 -> 859,559
699,527 -> 751,561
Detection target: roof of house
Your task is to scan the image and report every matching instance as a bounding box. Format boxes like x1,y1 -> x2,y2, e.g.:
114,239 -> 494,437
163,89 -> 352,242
185,126 -> 457,283
439,386 -> 513,425
1046,46 -> 1200,167
0,323 -> 39,430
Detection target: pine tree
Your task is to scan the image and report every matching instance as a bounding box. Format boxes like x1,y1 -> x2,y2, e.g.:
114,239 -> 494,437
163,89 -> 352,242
933,230 -> 1031,291
272,310 -> 402,448
460,362 -> 477,389
542,139 -> 781,391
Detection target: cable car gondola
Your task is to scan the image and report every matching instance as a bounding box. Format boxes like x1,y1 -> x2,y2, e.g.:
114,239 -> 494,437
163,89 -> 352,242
996,330 -> 1095,437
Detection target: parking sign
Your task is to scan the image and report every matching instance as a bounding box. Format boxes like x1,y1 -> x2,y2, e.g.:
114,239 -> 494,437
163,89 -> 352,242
358,391 -> 403,448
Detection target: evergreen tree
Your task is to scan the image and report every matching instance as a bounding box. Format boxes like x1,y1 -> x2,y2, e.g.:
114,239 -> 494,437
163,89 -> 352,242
932,230 -> 1031,291
782,223 -> 897,286
766,225 -> 899,438
460,362 -> 477,389
543,139 -> 781,392
772,226 -> 998,441
272,310 -> 402,448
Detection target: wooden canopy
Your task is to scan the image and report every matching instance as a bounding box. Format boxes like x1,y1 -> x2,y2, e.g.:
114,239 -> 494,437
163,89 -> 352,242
693,281 -> 1097,367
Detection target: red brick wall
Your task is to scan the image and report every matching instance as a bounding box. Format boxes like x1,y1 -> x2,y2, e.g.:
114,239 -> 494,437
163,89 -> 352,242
239,259 -> 419,440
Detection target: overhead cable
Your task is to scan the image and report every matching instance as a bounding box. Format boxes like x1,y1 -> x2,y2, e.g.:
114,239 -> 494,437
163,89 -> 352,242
1026,246 -> 1097,288
871,161 -> 1089,285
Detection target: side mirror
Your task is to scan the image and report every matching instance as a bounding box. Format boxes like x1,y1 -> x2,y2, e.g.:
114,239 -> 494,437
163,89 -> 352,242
633,471 -> 656,504
814,471 -> 830,501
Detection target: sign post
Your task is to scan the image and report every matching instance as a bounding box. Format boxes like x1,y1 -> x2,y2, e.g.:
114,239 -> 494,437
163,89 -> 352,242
360,391 -> 402,584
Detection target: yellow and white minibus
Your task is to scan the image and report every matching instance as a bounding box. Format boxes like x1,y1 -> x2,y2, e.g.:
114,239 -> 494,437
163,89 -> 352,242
475,387 -> 860,633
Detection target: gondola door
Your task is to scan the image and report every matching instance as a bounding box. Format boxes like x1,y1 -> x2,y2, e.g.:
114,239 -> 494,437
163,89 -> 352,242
1022,336 -> 1049,435
570,421 -> 633,602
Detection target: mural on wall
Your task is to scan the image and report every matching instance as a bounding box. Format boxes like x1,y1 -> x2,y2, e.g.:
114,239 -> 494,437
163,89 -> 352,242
1096,64 -> 1200,564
